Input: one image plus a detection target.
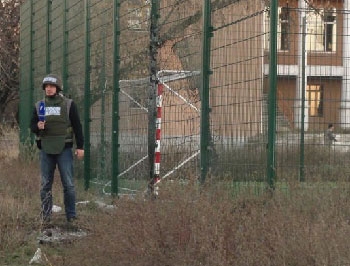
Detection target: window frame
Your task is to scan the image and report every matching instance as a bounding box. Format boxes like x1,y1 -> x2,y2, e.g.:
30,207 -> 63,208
306,84 -> 324,117
306,8 -> 337,52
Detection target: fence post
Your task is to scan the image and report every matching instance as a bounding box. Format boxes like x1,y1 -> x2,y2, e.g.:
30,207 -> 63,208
20,0 -> 35,144
299,16 -> 307,182
200,0 -> 212,184
46,0 -> 52,74
148,0 -> 160,194
84,0 -> 91,190
267,0 -> 278,189
99,27 -> 107,180
111,0 -> 121,196
62,0 -> 68,94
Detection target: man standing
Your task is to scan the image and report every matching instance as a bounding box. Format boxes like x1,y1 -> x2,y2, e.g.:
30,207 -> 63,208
325,123 -> 337,144
30,74 -> 84,224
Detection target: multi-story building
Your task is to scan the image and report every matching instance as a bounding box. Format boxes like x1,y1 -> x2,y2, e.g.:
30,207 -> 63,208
265,0 -> 348,132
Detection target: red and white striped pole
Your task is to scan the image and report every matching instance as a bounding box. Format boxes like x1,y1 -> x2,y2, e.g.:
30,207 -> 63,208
153,83 -> 163,195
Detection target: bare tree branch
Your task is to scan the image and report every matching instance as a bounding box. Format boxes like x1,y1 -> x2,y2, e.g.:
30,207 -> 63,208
0,0 -> 21,123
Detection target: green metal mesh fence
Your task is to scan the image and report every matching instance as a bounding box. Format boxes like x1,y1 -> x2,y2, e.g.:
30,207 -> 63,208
19,0 -> 350,196
157,0 -> 202,180
273,0 -> 350,183
209,0 -> 268,183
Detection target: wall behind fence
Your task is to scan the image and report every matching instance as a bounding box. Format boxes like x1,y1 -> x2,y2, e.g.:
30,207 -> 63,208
210,0 -> 268,182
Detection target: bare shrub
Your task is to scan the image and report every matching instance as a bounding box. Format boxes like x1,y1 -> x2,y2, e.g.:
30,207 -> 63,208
0,159 -> 40,258
0,125 -> 19,161
2,133 -> 350,265
49,181 -> 350,266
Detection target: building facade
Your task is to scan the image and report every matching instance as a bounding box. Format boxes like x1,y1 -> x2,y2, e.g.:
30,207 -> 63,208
265,0 -> 348,132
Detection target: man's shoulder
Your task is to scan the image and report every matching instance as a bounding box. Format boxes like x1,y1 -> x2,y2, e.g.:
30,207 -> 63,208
64,97 -> 73,105
62,97 -> 73,117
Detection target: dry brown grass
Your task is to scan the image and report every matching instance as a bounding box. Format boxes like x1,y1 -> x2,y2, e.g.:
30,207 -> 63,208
2,129 -> 350,265
2,164 -> 350,266
0,125 -> 19,161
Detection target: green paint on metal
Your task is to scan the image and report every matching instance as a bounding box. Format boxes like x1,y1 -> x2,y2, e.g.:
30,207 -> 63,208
19,0 -> 35,144
300,16 -> 307,182
99,26 -> 107,180
267,0 -> 278,189
62,0 -> 68,94
111,0 -> 121,196
84,0 -> 91,190
46,0 -> 52,74
29,0 -> 34,144
200,0 -> 212,184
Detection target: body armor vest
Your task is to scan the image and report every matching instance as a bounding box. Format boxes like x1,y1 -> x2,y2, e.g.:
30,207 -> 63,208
36,95 -> 73,154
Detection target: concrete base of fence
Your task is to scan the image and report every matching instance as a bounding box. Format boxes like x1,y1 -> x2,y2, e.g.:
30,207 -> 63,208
274,133 -> 350,153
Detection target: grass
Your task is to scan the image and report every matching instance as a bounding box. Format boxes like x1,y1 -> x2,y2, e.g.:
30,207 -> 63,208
2,127 -> 350,265
0,126 -> 19,162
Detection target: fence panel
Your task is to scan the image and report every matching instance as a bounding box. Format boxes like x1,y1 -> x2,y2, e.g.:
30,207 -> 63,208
19,0 -> 350,196
157,0 -> 202,181
209,0 -> 268,183
116,1 -> 153,194
273,0 -> 350,182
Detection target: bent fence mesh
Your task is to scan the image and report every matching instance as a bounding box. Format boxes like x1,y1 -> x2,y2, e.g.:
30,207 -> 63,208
19,0 -> 350,196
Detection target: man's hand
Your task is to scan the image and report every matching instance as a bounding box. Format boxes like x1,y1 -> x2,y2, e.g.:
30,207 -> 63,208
37,121 -> 45,130
75,149 -> 84,160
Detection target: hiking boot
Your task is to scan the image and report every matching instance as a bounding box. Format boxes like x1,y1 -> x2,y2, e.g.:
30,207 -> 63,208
67,216 -> 77,223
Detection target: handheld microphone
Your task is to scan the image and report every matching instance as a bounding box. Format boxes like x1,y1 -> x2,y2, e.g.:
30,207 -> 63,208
38,101 -> 45,122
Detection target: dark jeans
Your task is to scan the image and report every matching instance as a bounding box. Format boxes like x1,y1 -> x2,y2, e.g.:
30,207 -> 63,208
40,147 -> 76,220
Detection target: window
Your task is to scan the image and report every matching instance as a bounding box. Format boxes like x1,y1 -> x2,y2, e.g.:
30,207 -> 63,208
324,10 -> 336,51
306,85 -> 323,117
279,7 -> 290,51
264,6 -> 290,51
307,8 -> 336,52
